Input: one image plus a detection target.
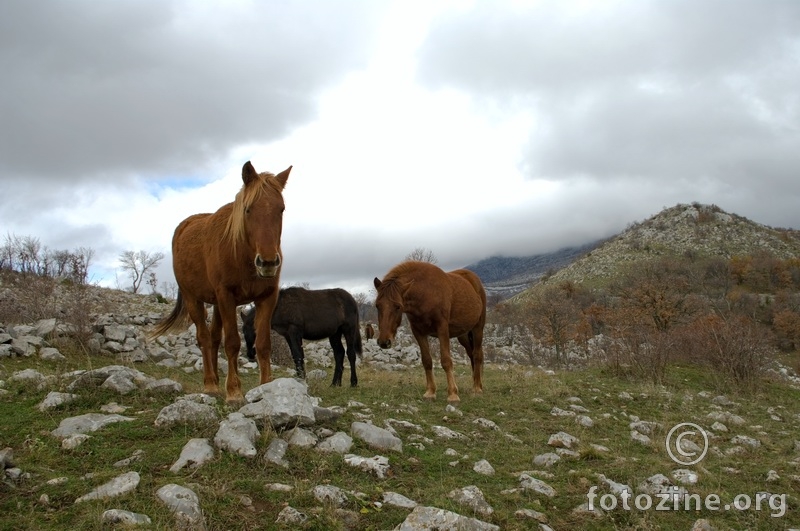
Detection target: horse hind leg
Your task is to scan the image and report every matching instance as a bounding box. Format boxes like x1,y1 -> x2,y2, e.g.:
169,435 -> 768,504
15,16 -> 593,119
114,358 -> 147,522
329,332 -> 346,386
286,333 -> 306,379
186,301 -> 220,396
343,329 -> 358,387
217,298 -> 245,404
463,328 -> 484,394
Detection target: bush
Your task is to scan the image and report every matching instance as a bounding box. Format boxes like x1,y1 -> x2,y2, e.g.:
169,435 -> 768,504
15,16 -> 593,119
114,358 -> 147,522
598,325 -> 672,385
682,314 -> 771,393
0,271 -> 57,324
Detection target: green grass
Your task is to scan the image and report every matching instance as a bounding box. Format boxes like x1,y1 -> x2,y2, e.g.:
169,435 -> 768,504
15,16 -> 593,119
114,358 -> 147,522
1,352 -> 799,530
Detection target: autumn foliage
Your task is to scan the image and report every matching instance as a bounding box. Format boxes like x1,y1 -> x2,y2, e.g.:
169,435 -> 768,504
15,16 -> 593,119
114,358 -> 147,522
503,252 -> 800,392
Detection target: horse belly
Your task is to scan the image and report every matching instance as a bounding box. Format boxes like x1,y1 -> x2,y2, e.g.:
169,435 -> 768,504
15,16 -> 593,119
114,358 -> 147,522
447,295 -> 483,337
172,215 -> 218,302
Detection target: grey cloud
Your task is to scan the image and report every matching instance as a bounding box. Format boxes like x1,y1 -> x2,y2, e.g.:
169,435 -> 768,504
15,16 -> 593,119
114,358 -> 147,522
417,0 -> 800,195
0,0 -> 384,183
419,1 -> 800,94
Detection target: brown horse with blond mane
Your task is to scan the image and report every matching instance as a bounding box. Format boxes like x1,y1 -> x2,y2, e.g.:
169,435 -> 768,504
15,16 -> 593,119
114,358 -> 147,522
151,161 -> 291,403
373,260 -> 486,403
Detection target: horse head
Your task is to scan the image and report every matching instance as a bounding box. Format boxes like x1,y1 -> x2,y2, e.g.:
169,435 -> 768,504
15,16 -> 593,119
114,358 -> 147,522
373,276 -> 404,349
228,161 -> 291,278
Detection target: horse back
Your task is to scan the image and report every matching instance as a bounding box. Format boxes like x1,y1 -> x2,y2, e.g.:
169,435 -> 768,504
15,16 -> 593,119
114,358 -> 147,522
273,287 -> 358,341
398,264 -> 485,337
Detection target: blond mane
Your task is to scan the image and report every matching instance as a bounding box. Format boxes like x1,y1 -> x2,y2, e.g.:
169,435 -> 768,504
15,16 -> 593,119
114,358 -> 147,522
223,171 -> 283,251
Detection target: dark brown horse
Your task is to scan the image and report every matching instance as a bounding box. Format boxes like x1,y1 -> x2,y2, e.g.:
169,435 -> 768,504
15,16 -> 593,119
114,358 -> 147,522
150,161 -> 291,403
373,260 -> 486,403
241,287 -> 363,387
365,323 -> 375,341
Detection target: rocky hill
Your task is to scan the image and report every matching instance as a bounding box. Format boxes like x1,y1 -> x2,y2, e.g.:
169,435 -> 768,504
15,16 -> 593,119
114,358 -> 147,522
508,202 -> 800,302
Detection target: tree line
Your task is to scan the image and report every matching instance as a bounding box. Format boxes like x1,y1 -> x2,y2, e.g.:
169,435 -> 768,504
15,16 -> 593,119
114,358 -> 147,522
494,251 -> 800,392
0,234 -> 94,285
1,233 -> 164,293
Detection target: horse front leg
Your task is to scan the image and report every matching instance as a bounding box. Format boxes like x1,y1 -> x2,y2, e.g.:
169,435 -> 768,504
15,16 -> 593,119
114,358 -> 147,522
412,329 -> 437,400
286,332 -> 306,379
329,333 -> 345,386
438,329 -> 460,404
217,297 -> 244,404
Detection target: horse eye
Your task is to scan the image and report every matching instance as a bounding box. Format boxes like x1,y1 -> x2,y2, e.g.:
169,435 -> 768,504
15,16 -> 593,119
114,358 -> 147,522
245,207 -> 251,215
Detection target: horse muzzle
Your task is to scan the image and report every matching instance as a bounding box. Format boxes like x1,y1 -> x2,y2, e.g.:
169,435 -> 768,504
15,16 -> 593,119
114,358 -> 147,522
255,253 -> 281,278
378,339 -> 392,349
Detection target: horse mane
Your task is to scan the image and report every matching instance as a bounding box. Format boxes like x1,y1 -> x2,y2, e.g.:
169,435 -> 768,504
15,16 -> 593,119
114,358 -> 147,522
223,171 -> 283,250
378,276 -> 404,306
379,261 -> 419,305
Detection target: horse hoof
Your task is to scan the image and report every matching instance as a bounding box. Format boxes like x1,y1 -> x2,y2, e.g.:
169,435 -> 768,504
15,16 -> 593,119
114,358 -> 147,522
225,396 -> 245,407
447,396 -> 461,405
423,394 -> 436,401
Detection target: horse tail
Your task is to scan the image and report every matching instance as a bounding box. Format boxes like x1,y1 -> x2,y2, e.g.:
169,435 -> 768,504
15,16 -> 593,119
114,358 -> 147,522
149,290 -> 189,339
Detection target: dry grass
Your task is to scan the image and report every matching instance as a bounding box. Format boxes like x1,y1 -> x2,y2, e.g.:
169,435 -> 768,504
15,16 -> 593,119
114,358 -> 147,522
1,348 -> 798,530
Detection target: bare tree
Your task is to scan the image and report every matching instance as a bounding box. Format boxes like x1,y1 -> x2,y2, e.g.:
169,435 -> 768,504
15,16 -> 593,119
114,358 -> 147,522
70,247 -> 94,285
352,291 -> 376,322
119,250 -> 165,293
405,247 -> 438,264
160,281 -> 178,300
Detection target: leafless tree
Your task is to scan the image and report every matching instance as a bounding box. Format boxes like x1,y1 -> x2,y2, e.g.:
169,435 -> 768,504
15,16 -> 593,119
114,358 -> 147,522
1,234 -> 93,284
405,247 -> 438,264
160,281 -> 178,300
352,291 -> 376,322
119,250 -> 165,293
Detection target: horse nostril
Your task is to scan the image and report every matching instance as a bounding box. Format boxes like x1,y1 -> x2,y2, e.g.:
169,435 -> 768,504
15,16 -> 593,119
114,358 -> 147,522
255,254 -> 280,267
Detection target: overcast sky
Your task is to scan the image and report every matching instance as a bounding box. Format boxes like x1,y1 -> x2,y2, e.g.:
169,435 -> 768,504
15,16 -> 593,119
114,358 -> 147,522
2,0 -> 799,296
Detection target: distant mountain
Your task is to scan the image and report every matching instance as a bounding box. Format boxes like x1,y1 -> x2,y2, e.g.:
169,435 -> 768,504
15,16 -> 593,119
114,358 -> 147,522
464,241 -> 603,300
464,202 -> 800,303
509,202 -> 800,303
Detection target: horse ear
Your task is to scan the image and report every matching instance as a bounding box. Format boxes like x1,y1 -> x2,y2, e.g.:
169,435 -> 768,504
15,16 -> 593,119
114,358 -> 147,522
274,166 -> 292,190
373,277 -> 382,290
242,161 -> 258,185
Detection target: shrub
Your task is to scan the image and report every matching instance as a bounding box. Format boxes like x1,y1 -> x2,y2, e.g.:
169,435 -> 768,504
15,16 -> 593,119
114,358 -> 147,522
682,314 -> 772,393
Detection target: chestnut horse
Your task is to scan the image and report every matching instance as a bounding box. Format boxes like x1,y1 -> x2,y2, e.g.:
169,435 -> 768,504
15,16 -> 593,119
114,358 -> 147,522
150,161 -> 291,403
373,260 -> 486,403
365,323 -> 375,341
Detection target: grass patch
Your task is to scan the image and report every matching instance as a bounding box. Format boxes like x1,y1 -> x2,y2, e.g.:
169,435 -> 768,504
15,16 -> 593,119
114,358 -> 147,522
1,353 -> 799,530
